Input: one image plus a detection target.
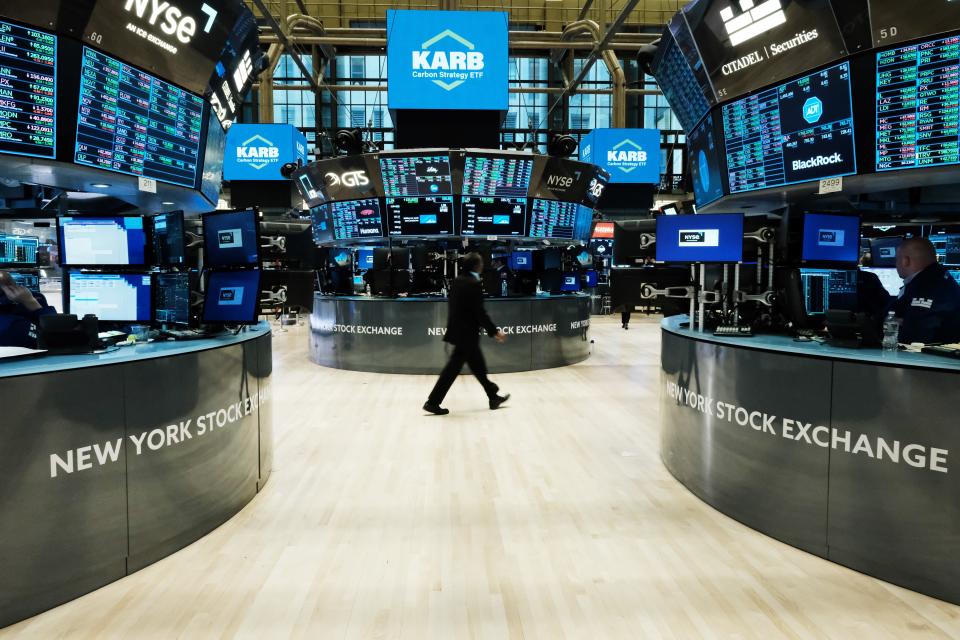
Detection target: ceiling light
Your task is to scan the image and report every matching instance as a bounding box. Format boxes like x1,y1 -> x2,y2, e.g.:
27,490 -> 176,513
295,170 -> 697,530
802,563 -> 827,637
91,183 -> 110,188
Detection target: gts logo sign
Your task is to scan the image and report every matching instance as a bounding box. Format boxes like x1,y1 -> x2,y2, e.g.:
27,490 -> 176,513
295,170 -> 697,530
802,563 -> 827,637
123,0 -> 218,44
325,171 -> 370,188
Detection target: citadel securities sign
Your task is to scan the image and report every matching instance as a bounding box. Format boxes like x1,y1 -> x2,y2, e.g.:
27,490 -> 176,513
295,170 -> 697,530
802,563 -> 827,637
387,9 -> 508,110
579,129 -> 661,184
224,123 -> 308,181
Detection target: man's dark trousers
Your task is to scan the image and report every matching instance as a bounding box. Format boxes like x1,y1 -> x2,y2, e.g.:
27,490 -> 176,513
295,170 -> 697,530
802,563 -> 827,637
427,343 -> 499,405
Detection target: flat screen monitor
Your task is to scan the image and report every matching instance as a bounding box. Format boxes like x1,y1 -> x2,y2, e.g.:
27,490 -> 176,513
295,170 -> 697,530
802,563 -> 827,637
200,112 -> 227,204
800,269 -> 858,315
592,222 -> 616,239
66,271 -> 152,322
560,272 -> 581,292
329,249 -> 353,268
203,270 -> 261,324
310,206 -> 335,245
0,19 -> 56,159
151,211 -> 186,267
356,249 -> 374,270
328,198 -> 384,240
58,216 -> 147,266
0,234 -> 40,266
870,237 -> 902,268
379,153 -> 453,197
385,196 -> 455,236
869,0 -> 960,47
687,113 -> 725,207
462,153 -> 534,198
528,199 -> 579,239
509,251 -> 534,271
877,35 -> 960,172
460,197 -> 527,236
6,271 -> 41,296
802,213 -> 861,265
723,62 -> 856,194
951,270 -> 960,286
655,213 -> 744,264
154,272 -> 192,326
585,270 -> 598,288
650,18 -> 713,133
75,47 -> 205,189
861,267 -> 903,297
202,210 -> 260,267
932,234 -> 960,267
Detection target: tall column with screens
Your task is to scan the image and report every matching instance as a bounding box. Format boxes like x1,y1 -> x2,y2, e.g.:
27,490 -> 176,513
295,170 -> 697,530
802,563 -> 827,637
75,47 -> 204,188
461,154 -> 533,236
877,35 -> 960,172
722,62 -> 856,194
0,20 -> 56,159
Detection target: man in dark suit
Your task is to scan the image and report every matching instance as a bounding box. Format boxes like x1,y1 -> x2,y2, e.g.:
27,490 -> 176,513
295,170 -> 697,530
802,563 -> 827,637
893,238 -> 960,344
423,252 -> 510,415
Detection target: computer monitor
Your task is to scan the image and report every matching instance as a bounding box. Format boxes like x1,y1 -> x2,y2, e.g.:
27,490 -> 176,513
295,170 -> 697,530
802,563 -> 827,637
801,213 -> 860,266
560,272 -> 581,292
540,270 -> 563,294
385,196 -> 456,236
151,211 -> 187,267
58,217 -> 148,266
356,249 -> 375,270
460,197 -> 527,236
655,213 -> 744,263
329,248 -> 353,269
584,270 -> 598,288
0,234 -> 40,266
931,234 -> 960,267
66,271 -> 153,322
153,272 -> 193,326
538,248 -> 562,271
574,249 -> 593,267
869,237 -> 902,268
800,269 -> 858,316
951,270 -> 960,286
5,271 -> 40,296
510,251 -> 533,271
203,270 -> 261,324
202,210 -> 260,268
861,267 -> 902,297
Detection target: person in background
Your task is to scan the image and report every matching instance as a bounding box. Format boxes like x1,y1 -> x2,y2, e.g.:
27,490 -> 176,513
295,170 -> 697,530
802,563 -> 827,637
856,251 -> 892,322
893,238 -> 960,344
0,270 -> 56,348
424,252 -> 510,415
620,305 -> 632,330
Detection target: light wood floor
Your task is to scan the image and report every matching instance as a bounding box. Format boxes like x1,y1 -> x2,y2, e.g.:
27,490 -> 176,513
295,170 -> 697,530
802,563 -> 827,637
4,316 -> 960,639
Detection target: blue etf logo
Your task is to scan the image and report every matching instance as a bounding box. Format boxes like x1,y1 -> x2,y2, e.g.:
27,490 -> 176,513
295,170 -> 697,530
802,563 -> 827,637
224,124 -> 308,181
579,128 -> 661,184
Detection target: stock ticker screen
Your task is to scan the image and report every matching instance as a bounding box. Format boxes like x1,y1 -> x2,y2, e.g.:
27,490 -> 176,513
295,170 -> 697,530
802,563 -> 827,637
528,199 -> 580,240
379,153 -> 453,197
460,197 -> 527,236
75,47 -> 205,189
0,19 -> 56,159
722,62 -> 856,194
328,198 -> 384,240
462,154 -> 534,198
0,234 -> 39,265
385,196 -> 455,236
651,18 -> 713,133
877,35 -> 960,172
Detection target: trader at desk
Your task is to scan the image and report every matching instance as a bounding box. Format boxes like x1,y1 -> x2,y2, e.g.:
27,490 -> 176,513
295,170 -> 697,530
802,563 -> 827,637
0,270 -> 56,348
893,238 -> 960,344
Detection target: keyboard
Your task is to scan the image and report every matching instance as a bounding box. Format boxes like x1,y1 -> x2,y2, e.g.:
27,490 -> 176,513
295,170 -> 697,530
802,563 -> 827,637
160,329 -> 210,341
921,344 -> 960,359
796,328 -> 821,339
713,325 -> 753,337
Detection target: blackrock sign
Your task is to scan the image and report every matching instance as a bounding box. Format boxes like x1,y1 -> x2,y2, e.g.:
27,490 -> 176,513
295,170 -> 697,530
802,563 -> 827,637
387,9 -> 508,111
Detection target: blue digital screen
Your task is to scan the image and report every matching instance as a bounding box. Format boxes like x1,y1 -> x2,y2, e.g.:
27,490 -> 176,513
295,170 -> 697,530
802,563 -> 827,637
59,217 -> 147,266
385,196 -> 454,236
224,123 -> 308,181
655,214 -> 744,263
560,272 -> 581,292
687,113 -> 725,207
202,210 -> 259,268
723,62 -> 856,194
579,129 -> 661,184
0,20 -> 56,159
509,251 -> 533,271
585,270 -> 598,288
356,249 -> 374,270
870,237 -> 902,268
67,271 -> 152,322
386,10 -> 508,111
802,213 -> 860,265
0,234 -> 40,265
203,270 -> 261,324
201,112 -> 226,204
651,21 -> 712,133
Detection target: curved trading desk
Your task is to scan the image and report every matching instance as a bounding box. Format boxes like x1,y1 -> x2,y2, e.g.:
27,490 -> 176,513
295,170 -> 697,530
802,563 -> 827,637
660,316 -> 960,604
0,325 -> 273,629
310,294 -> 591,374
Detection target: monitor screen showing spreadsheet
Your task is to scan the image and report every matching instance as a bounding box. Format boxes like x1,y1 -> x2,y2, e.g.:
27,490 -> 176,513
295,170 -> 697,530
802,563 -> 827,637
67,271 -> 152,322
58,217 -> 147,266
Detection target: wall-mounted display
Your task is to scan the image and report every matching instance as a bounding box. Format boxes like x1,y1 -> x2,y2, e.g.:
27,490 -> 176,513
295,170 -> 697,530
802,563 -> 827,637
0,19 -> 56,159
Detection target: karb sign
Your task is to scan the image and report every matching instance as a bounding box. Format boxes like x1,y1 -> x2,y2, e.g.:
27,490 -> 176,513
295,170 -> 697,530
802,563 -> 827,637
387,9 -> 508,110
224,123 -> 308,181
580,129 -> 661,184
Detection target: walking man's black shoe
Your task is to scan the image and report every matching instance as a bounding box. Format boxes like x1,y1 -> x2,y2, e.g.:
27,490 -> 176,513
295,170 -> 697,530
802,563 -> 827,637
423,402 -> 450,416
489,394 -> 510,410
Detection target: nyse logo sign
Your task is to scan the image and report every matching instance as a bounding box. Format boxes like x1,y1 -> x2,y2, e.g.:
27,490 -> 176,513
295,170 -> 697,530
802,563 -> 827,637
679,230 -> 720,247
818,230 -> 844,247
412,30 -> 484,91
121,0 -> 219,51
235,135 -> 279,171
606,139 -> 649,174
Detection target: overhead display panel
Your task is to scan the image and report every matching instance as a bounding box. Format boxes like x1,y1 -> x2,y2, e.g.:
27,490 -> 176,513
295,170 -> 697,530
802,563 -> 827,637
200,111 -> 226,204
0,19 -> 56,159
722,62 -> 856,194
379,152 -> 453,196
327,198 -> 384,240
293,155 -> 381,206
528,199 -> 580,240
650,16 -> 714,132
75,46 -> 205,189
687,112 -> 726,207
682,0 -> 848,102
870,0 -> 960,48
876,35 -> 960,172
82,0 -> 248,95
206,8 -> 258,126
462,153 -> 533,198
460,196 -> 527,236
385,195 -> 455,236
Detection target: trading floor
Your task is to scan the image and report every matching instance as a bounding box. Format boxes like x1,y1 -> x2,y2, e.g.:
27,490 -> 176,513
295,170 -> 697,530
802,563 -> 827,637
2,318 -> 957,640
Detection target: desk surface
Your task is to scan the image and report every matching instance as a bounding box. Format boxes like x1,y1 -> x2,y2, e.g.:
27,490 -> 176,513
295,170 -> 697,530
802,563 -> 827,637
316,294 -> 591,303
0,323 -> 272,379
662,316 -> 960,373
